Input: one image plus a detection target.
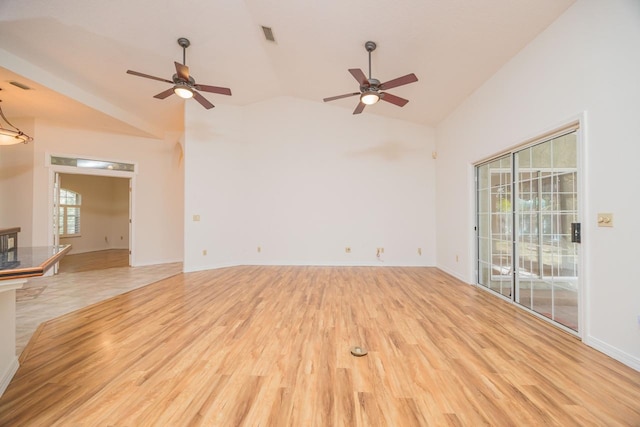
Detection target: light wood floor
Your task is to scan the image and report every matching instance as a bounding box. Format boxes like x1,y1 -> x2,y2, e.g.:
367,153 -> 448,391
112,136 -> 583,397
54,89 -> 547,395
58,249 -> 130,273
15,250 -> 182,355
2,266 -> 639,425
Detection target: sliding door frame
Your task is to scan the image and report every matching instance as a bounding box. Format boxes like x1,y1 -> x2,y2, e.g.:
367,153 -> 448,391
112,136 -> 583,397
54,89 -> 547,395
473,115 -> 586,338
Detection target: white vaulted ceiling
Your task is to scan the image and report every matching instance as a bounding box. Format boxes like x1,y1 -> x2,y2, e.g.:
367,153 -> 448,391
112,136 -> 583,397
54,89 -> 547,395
0,0 -> 575,137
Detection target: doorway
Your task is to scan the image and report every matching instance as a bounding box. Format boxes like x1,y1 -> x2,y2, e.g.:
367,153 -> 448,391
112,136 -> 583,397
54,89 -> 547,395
55,173 -> 131,273
49,155 -> 136,270
476,128 -> 580,333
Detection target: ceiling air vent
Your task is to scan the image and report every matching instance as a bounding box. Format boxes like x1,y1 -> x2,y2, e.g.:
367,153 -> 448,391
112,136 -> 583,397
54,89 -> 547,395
9,81 -> 32,90
261,26 -> 276,43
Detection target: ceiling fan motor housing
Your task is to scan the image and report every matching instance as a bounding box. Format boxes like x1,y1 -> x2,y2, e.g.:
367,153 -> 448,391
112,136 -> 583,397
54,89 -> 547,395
172,74 -> 196,85
362,78 -> 380,92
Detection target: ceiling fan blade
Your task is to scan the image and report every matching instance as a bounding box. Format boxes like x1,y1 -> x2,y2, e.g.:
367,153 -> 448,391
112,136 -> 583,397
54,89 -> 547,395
353,102 -> 366,115
174,61 -> 190,81
153,88 -> 175,99
323,92 -> 360,102
126,70 -> 173,84
196,84 -> 232,96
379,73 -> 418,90
349,69 -> 368,86
380,92 -> 409,107
193,91 -> 214,109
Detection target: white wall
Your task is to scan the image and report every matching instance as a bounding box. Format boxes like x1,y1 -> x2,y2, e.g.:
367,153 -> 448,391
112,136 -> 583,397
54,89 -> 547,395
0,287 -> 19,396
184,96 -> 436,271
0,118 -> 34,246
435,0 -> 640,369
29,120 -> 184,266
59,174 -> 129,254
109,176 -> 130,249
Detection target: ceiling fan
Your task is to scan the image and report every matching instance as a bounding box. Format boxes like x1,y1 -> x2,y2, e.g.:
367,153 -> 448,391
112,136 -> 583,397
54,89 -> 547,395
323,41 -> 418,115
126,38 -> 231,110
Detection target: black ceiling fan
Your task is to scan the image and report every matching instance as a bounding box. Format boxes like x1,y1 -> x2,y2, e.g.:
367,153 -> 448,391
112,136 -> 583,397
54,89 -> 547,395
323,41 -> 418,115
126,38 -> 231,110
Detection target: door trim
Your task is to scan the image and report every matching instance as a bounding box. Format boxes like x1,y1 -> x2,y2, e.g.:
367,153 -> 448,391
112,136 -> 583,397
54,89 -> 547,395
46,153 -> 137,267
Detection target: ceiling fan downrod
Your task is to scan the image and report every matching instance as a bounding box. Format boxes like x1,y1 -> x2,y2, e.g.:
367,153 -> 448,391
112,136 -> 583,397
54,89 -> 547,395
365,41 -> 376,80
177,37 -> 190,66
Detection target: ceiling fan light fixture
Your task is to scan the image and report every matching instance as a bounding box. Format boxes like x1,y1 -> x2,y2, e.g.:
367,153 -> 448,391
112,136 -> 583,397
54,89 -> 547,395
173,83 -> 194,99
0,100 -> 33,146
360,91 -> 380,105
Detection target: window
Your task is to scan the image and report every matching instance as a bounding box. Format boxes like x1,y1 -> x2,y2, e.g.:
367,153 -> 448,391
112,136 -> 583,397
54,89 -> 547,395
59,189 -> 81,237
50,155 -> 135,172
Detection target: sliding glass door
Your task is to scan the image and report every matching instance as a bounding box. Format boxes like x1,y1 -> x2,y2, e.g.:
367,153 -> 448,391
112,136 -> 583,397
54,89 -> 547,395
476,131 -> 580,333
477,155 -> 513,299
514,133 -> 579,331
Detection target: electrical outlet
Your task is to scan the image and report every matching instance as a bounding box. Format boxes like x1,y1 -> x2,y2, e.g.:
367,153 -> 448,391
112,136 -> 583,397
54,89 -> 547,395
597,213 -> 613,227
418,248 -> 422,256
193,214 -> 201,222
345,247 -> 351,253
257,246 -> 261,253
202,249 -> 207,256
456,255 -> 459,262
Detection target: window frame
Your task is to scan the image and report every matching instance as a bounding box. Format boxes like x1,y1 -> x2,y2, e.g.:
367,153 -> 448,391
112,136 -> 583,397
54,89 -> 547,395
59,188 -> 82,238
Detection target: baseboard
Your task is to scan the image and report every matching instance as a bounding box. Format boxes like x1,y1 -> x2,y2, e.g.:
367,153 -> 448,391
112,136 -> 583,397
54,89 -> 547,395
0,357 -> 19,397
183,262 -> 239,273
184,261 -> 436,273
584,335 -> 640,372
436,265 -> 472,284
131,258 -> 183,268
250,261 -> 436,267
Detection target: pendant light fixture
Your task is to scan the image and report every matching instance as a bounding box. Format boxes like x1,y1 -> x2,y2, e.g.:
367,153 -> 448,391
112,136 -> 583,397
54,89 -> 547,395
0,100 -> 33,146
